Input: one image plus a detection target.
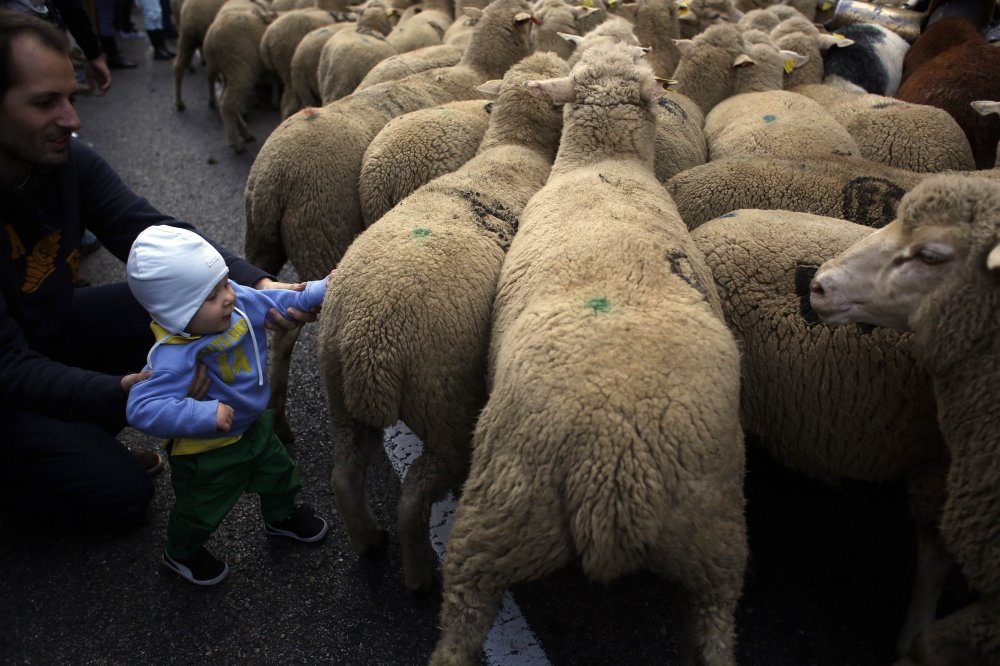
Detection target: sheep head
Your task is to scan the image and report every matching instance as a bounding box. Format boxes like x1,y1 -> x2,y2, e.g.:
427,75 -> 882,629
810,174 -> 1000,332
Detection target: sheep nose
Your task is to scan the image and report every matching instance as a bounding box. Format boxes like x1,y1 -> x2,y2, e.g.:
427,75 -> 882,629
810,280 -> 825,296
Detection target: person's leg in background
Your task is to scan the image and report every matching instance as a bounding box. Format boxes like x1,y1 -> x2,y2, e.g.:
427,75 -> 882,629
135,0 -> 173,60
94,0 -> 137,68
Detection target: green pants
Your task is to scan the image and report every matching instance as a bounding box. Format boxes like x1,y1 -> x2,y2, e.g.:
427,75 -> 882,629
165,411 -> 301,560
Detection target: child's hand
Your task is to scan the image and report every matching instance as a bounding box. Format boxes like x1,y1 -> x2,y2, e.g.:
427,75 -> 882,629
216,403 -> 234,432
188,363 -> 212,399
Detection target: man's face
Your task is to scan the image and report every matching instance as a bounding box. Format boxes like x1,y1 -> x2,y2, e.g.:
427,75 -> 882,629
0,34 -> 81,185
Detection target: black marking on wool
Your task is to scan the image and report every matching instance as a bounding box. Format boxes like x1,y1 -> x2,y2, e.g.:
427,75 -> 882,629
795,264 -> 821,326
656,96 -> 688,120
666,250 -> 709,300
842,177 -> 906,228
460,191 -> 519,251
872,101 -> 903,110
822,23 -> 889,95
427,20 -> 446,40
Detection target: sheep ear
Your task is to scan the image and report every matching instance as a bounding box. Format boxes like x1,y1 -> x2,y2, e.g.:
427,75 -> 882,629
571,5 -> 599,17
558,31 -> 584,45
779,49 -> 809,71
817,33 -> 854,49
463,6 -> 484,18
641,77 -> 665,105
988,243 -> 1000,271
673,38 -> 695,55
734,53 -> 755,67
523,77 -> 575,104
971,100 -> 1000,117
476,79 -> 503,95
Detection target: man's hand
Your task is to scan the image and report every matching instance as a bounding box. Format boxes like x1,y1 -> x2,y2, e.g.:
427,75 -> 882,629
85,56 -> 112,96
188,363 -> 211,399
121,369 -> 152,393
216,403 -> 234,432
254,277 -> 320,331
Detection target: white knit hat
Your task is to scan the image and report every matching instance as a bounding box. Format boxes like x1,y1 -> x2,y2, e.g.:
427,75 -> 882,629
127,225 -> 229,335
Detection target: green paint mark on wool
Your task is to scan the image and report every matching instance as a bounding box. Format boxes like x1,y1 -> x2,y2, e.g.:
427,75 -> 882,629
762,114 -> 777,123
411,228 -> 432,238
586,297 -> 610,313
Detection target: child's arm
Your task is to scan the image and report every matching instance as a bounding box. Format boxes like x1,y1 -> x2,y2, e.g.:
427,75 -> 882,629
126,369 -> 228,439
260,274 -> 330,314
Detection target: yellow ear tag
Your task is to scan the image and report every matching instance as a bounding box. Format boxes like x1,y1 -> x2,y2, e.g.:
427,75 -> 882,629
821,1 -> 832,9
783,59 -> 795,74
608,0 -> 617,6
678,6 -> 690,16
582,0 -> 594,9
386,8 -> 393,15
832,32 -> 845,38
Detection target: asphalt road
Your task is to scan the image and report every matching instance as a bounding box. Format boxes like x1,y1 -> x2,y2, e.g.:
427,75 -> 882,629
0,34 -> 971,666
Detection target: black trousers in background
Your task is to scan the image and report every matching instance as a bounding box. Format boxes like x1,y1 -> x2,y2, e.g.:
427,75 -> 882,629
0,282 -> 157,529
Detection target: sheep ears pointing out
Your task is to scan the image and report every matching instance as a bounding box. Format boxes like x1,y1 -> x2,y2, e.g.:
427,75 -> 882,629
558,32 -> 585,45
816,33 -> 854,49
476,79 -> 503,96
523,77 -> 575,105
674,38 -> 695,56
779,49 -> 809,69
971,100 -> 1000,117
987,244 -> 1000,271
463,6 -> 484,19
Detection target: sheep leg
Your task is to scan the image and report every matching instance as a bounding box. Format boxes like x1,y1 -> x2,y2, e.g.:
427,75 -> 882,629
895,596 -> 1000,666
266,325 -> 301,444
330,420 -> 387,554
896,524 -> 955,655
430,482 -> 573,666
652,510 -> 746,666
206,68 -> 219,110
396,430 -> 470,594
172,32 -> 198,111
218,80 -> 255,153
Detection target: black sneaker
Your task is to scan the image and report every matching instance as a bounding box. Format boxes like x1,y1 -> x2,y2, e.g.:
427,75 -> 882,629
162,547 -> 229,586
263,504 -> 328,543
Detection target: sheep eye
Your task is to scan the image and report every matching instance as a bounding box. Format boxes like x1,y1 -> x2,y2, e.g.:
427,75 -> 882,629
915,248 -> 945,264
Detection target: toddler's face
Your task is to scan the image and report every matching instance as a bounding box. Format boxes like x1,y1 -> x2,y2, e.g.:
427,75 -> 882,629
187,276 -> 235,335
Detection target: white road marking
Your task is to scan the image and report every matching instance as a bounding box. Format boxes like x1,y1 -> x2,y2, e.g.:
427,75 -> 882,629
383,422 -> 551,665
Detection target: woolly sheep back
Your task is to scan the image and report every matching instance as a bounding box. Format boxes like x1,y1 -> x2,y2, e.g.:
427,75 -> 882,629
359,99 -> 491,225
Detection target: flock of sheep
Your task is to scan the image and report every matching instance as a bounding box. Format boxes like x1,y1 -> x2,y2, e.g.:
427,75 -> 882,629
165,0 -> 1000,661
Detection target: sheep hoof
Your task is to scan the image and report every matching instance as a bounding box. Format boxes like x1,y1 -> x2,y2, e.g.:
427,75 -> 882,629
232,142 -> 247,154
273,417 -> 296,445
403,568 -> 436,595
175,101 -> 186,112
242,133 -> 256,144
355,527 -> 387,554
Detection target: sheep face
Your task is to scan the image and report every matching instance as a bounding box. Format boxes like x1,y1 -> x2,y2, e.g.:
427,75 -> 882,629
810,175 -> 1000,332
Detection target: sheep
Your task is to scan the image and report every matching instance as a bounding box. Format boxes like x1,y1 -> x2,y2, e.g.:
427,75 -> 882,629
385,0 -> 454,53
317,2 -> 399,105
821,23 -> 909,96
631,0 -> 681,80
896,16 -> 1000,169
531,0 -> 595,60
354,42 -> 464,89
173,0 -> 229,112
429,42 -> 746,666
317,51 -> 568,595
441,0 -> 488,48
768,16 -> 854,90
359,99 -> 492,225
791,85 -> 977,173
289,23 -> 354,109
809,173 -> 1000,665
690,208 -> 952,655
244,0 -> 537,441
259,6 -> 347,118
666,155 -> 927,230
201,0 -> 279,152
652,89 -> 708,182
566,0 -> 608,33
701,42 -> 860,162
672,22 -> 745,114
678,0 -> 744,38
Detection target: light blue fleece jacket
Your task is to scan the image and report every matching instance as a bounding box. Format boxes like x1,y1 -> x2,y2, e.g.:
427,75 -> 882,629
126,280 -> 326,446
